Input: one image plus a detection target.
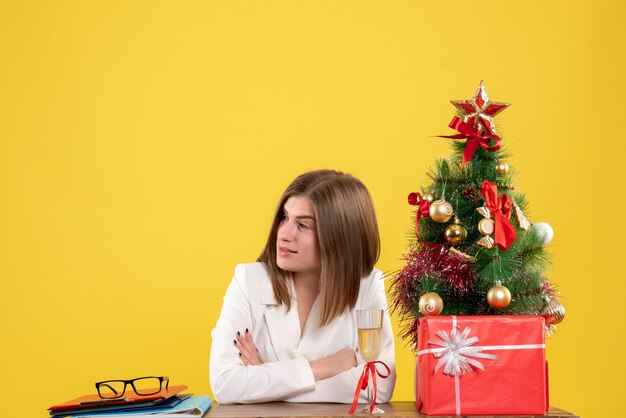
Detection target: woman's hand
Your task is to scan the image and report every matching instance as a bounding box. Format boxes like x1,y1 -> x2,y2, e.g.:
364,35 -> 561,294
234,329 -> 263,366
309,348 -> 357,381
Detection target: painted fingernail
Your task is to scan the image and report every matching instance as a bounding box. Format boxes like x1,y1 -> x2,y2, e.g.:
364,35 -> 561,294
245,328 -> 249,333
238,352 -> 242,357
237,331 -> 241,336
233,339 -> 237,345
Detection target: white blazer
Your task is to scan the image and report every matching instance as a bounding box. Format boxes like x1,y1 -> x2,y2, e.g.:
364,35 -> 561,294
209,263 -> 396,404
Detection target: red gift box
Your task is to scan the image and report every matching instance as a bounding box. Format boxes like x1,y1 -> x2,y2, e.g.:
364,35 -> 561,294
415,316 -> 549,416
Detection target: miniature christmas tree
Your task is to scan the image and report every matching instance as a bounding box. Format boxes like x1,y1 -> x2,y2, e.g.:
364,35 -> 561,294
391,81 -> 565,349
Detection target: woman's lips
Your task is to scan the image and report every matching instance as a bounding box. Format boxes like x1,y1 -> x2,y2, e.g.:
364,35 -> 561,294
278,246 -> 297,256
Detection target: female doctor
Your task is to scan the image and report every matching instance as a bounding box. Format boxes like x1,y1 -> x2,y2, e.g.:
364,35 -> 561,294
209,169 -> 396,404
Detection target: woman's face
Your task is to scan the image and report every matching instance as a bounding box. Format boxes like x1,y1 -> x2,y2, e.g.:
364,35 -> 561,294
276,196 -> 321,278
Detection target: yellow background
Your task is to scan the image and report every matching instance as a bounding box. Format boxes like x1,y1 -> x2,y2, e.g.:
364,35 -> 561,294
1,1 -> 624,417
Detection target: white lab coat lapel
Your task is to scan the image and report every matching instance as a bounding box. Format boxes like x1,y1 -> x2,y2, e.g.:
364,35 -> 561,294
260,278 -> 301,361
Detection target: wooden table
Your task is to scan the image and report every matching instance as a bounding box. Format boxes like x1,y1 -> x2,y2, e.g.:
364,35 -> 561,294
205,402 -> 580,417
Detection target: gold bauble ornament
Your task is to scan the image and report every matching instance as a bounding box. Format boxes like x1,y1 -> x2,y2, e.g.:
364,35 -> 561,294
445,218 -> 467,245
429,199 -> 454,223
495,160 -> 509,174
487,281 -> 511,309
423,193 -> 435,203
418,292 -> 444,316
543,298 -> 565,325
478,218 -> 495,235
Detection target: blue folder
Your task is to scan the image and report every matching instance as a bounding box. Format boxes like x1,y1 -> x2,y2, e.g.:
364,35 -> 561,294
68,395 -> 212,418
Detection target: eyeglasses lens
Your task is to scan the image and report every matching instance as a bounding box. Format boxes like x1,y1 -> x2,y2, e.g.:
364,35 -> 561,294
98,381 -> 126,398
132,377 -> 163,395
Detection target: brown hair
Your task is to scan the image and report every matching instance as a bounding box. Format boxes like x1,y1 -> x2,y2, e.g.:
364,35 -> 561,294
257,169 -> 380,326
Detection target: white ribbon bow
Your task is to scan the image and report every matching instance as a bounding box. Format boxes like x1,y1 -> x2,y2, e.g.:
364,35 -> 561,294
428,326 -> 498,376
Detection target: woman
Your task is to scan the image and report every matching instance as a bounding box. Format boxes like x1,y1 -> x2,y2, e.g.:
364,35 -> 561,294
209,169 -> 396,404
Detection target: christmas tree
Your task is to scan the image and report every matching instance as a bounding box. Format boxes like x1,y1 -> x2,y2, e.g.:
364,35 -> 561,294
391,81 -> 565,349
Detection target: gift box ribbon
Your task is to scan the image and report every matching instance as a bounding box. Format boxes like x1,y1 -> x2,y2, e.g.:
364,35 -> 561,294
418,316 -> 545,416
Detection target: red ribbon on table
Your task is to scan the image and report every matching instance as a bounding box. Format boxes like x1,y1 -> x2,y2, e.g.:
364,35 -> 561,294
408,192 -> 431,237
439,116 -> 502,166
348,361 -> 391,415
481,180 -> 517,250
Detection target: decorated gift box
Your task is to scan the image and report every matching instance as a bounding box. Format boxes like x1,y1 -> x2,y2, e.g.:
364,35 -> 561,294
416,315 -> 548,416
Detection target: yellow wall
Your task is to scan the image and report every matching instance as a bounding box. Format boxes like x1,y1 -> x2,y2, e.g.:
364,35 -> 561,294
1,1 -> 623,417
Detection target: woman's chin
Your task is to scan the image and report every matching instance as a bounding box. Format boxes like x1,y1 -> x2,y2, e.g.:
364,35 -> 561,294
276,259 -> 293,272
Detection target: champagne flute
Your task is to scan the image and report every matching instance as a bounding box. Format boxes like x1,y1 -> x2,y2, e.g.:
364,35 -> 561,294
356,309 -> 384,414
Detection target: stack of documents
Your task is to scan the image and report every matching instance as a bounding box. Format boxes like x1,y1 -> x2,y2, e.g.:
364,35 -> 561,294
48,385 -> 212,418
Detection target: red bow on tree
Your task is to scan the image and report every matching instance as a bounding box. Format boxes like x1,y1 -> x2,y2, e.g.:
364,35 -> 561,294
481,180 -> 517,250
348,361 -> 391,415
439,116 -> 502,166
408,192 -> 431,237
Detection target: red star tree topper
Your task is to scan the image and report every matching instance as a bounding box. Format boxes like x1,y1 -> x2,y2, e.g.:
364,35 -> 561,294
451,80 -> 510,135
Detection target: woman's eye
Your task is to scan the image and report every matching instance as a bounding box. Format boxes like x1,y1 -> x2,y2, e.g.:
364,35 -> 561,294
298,223 -> 309,230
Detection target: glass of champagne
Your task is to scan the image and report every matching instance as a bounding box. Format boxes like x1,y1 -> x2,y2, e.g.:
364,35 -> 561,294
356,309 -> 384,414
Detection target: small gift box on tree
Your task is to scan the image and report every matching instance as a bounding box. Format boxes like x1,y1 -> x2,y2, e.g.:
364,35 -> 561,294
391,81 -> 565,416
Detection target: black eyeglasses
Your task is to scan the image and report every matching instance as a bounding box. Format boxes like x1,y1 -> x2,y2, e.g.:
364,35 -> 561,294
96,376 -> 169,399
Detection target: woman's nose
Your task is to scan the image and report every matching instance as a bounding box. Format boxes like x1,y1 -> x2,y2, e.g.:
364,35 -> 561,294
278,221 -> 295,241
